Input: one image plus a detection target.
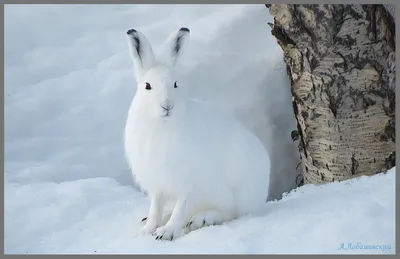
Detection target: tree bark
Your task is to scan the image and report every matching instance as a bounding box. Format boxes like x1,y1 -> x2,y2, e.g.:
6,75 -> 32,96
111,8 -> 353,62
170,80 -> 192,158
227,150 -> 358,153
266,4 -> 395,184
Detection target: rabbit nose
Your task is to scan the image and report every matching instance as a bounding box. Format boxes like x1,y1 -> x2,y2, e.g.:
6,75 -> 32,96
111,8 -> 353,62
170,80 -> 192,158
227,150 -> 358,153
161,100 -> 174,112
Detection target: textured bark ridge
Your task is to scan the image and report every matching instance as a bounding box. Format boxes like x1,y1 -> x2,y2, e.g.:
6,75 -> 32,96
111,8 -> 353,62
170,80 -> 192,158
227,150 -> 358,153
267,4 -> 395,184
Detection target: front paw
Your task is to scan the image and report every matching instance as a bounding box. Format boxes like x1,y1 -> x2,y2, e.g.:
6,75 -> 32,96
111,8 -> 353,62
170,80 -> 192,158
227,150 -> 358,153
154,225 -> 183,241
141,213 -> 171,225
139,222 -> 157,236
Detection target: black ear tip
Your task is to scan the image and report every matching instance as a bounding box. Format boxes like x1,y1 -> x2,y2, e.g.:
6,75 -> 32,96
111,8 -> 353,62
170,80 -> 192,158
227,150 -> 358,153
180,27 -> 190,33
127,29 -> 137,35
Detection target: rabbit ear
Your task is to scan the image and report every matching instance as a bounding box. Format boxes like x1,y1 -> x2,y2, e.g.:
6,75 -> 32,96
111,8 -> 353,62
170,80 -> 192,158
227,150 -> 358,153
126,29 -> 156,76
162,27 -> 190,67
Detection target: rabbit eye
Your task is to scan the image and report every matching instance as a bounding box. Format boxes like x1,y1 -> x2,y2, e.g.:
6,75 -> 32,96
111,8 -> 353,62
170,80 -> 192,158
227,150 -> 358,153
145,82 -> 152,90
174,81 -> 178,88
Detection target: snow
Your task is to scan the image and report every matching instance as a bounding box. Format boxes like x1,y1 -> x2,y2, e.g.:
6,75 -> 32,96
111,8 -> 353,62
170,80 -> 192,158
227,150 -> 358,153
4,168 -> 396,254
4,4 -> 395,254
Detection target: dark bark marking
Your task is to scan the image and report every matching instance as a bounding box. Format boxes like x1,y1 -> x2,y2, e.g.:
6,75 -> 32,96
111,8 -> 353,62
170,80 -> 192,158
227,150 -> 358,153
380,118 -> 395,142
271,25 -> 296,46
370,5 -> 377,41
351,152 -> 359,175
385,151 -> 395,169
292,98 -> 308,158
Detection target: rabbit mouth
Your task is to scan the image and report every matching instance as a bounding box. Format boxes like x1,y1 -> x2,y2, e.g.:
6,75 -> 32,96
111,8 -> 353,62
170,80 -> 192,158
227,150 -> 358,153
160,104 -> 174,116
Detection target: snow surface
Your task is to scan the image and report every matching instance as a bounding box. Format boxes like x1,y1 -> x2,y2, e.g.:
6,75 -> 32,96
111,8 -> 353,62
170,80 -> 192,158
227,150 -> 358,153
4,4 -> 396,254
4,168 -> 396,254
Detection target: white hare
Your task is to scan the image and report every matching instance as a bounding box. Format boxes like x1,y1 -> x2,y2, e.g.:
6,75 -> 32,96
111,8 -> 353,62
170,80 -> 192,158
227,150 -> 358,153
124,27 -> 271,241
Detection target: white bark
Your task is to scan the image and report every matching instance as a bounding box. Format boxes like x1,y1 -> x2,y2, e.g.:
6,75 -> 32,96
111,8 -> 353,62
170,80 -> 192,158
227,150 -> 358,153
267,4 -> 395,184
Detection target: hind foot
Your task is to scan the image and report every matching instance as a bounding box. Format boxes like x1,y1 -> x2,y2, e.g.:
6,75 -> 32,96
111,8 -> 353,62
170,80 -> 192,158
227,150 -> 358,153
184,210 -> 228,232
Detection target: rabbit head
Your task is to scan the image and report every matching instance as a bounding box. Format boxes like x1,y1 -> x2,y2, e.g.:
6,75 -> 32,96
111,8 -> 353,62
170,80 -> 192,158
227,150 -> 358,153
126,27 -> 190,118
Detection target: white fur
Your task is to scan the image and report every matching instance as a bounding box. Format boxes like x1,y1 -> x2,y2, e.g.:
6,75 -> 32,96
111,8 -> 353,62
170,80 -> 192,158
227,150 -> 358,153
124,28 -> 271,240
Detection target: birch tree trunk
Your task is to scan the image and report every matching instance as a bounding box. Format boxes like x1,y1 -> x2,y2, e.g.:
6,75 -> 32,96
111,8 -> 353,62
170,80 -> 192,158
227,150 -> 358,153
266,4 -> 396,184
